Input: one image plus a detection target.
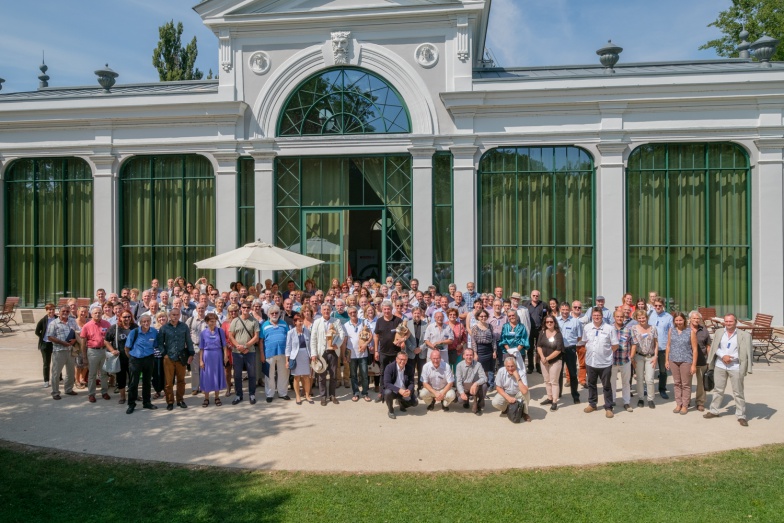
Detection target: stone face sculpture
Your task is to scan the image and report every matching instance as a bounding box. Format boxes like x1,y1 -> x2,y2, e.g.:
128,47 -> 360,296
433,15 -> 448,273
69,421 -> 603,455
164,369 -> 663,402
331,31 -> 351,65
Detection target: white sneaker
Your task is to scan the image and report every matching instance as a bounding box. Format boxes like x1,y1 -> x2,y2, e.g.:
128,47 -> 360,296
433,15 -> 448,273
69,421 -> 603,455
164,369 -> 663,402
43,381 -> 49,388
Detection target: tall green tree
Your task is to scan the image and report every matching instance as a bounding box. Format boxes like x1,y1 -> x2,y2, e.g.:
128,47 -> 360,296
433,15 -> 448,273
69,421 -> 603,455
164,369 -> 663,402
152,20 -> 203,81
700,0 -> 784,61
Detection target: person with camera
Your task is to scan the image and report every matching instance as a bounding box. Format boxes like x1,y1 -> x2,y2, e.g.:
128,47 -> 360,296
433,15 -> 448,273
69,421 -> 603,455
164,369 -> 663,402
46,306 -> 78,400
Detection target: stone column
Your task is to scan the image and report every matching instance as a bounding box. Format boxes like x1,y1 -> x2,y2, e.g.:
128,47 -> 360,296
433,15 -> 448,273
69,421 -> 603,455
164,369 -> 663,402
251,141 -> 277,284
451,141 -> 478,290
409,142 -> 435,289
212,151 -> 240,292
90,154 -> 119,293
0,155 -> 6,302
594,142 -> 628,304
753,138 -> 784,320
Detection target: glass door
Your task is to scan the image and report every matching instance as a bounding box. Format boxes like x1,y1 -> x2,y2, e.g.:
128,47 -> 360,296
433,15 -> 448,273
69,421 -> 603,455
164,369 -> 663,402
302,210 -> 344,290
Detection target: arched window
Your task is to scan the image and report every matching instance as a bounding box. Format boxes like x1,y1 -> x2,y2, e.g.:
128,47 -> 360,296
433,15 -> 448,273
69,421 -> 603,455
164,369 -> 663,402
119,155 -> 215,289
4,157 -> 93,307
278,67 -> 411,136
478,147 -> 595,301
626,143 -> 750,316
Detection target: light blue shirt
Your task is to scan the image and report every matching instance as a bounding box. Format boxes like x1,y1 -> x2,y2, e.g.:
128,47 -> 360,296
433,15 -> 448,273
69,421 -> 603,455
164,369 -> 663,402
261,320 -> 289,358
557,315 -> 583,346
580,306 -> 612,326
126,326 -> 159,359
649,311 -> 673,351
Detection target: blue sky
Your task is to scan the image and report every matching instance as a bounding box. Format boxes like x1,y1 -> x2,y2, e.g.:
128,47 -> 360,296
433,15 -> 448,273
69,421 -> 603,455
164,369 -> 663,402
0,0 -> 731,94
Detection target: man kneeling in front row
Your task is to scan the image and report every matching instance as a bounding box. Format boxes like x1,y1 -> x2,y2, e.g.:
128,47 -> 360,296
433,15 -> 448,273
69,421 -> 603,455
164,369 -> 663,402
419,349 -> 456,411
455,347 -> 487,415
493,355 -> 531,422
383,352 -> 418,419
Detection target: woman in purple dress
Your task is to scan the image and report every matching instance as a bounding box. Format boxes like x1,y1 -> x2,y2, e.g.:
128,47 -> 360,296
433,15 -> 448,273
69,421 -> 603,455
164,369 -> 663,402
199,313 -> 228,407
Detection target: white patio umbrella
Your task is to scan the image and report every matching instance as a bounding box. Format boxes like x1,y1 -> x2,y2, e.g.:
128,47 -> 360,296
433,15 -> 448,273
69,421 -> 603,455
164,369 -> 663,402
194,241 -> 324,271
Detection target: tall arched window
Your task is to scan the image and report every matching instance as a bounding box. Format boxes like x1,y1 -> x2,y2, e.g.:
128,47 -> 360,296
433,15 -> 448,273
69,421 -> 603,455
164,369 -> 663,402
120,155 -> 215,289
278,67 -> 411,136
626,143 -> 751,316
478,147 -> 595,301
4,157 -> 93,307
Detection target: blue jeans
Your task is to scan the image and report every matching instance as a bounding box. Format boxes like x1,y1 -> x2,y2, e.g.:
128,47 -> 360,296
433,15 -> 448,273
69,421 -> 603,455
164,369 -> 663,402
350,357 -> 369,397
233,352 -> 257,398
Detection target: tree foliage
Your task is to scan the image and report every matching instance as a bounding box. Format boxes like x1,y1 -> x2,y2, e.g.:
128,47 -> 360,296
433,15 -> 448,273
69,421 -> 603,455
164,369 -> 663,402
700,0 -> 784,61
152,20 -> 203,81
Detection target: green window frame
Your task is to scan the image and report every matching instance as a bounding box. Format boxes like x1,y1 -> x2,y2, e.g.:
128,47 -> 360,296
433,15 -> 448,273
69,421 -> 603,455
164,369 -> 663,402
237,157 -> 255,285
119,155 -> 215,290
277,67 -> 411,136
626,143 -> 751,317
478,146 -> 595,302
433,152 -> 454,292
4,157 -> 94,307
274,155 -> 413,288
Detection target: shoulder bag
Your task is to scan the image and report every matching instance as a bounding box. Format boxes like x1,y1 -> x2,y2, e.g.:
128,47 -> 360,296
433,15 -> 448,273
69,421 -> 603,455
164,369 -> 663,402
102,324 -> 121,374
703,355 -> 716,392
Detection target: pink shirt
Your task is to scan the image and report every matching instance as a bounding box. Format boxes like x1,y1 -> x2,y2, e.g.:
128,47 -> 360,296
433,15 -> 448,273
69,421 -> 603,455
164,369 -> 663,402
80,320 -> 111,348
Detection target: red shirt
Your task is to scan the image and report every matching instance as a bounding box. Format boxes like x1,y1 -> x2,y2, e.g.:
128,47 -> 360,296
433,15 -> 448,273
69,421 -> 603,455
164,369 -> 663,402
80,319 -> 111,348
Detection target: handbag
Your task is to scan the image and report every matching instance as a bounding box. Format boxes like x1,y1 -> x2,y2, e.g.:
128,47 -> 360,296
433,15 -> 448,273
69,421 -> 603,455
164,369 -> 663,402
506,399 -> 525,424
103,352 -> 121,374
703,355 -> 716,392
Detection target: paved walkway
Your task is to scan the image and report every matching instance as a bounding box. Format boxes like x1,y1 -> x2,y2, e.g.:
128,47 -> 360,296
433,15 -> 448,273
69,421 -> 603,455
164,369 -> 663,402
1,325 -> 782,472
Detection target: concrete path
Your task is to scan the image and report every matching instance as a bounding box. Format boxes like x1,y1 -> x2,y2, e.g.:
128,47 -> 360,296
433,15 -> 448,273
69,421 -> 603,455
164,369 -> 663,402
1,325 -> 782,472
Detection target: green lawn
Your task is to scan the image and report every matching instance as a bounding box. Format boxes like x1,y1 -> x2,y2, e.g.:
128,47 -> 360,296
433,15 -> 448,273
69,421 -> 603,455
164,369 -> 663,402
2,442 -> 781,522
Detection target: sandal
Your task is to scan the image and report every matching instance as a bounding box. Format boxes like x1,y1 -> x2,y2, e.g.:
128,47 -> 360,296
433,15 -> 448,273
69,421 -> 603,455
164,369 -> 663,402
214,398 -> 222,406
363,396 -> 372,402
352,395 -> 359,402
202,399 -> 210,407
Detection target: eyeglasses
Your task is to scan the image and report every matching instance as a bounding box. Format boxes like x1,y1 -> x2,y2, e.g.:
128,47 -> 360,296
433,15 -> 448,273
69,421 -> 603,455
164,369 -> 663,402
241,306 -> 249,309
572,306 -> 581,309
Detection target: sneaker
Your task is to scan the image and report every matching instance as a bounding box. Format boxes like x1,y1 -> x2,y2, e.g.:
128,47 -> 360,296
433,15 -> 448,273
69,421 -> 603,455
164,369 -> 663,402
250,395 -> 257,405
231,396 -> 243,405
584,405 -> 597,413
624,404 -> 633,412
605,410 -> 614,418
388,411 -> 396,420
43,381 -> 49,388
637,399 -> 645,408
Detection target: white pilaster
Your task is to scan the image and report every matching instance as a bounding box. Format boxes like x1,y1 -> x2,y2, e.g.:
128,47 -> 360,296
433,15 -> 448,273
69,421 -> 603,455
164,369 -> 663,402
251,141 -> 277,283
451,140 -> 478,290
212,150 -> 240,292
0,156 -> 6,302
594,142 -> 628,304
409,142 -> 435,289
753,139 -> 784,320
90,154 -> 118,293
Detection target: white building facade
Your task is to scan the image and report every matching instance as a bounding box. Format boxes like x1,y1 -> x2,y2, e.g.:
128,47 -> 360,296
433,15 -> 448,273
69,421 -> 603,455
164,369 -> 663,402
0,0 -> 782,321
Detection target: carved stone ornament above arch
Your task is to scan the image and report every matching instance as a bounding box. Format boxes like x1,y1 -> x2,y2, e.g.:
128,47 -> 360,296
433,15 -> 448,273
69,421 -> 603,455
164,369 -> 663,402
251,42 -> 439,138
249,51 -> 272,75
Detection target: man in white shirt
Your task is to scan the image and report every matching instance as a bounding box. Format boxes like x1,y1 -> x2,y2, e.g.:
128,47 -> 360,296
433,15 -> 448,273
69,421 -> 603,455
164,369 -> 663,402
704,313 -> 753,426
418,350 -> 456,411
423,311 -> 453,361
583,307 -> 619,418
492,355 -> 530,421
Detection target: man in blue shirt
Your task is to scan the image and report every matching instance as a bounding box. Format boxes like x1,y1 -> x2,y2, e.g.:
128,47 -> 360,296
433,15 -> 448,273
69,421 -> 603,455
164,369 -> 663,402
580,296 -> 613,325
649,297 -> 673,399
124,315 -> 159,414
557,301 -> 583,403
261,305 -> 290,403
462,282 -> 479,310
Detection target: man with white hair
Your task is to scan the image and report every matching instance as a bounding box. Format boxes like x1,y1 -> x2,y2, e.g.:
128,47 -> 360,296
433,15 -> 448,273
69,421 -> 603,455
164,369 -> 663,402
311,302 -> 345,406
419,350 -> 456,411
493,355 -> 531,421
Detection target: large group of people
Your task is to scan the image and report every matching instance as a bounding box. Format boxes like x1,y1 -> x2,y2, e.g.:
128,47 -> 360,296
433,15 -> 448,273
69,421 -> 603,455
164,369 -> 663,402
35,276 -> 753,426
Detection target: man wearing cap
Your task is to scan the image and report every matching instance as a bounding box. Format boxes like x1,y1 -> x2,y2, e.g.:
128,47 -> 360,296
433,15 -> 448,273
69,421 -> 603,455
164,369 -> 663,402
509,292 -> 532,334
583,307 -> 619,418
419,350 -> 456,411
383,351 -> 418,419
580,296 -> 613,325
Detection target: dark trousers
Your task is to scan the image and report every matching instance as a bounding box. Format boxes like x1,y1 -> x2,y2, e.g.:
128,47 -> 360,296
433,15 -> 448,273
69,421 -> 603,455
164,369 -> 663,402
378,353 -> 396,392
527,329 -> 539,372
657,350 -> 668,393
559,346 -> 579,399
232,352 -> 257,399
152,356 -> 165,393
317,351 -> 339,398
460,382 -> 487,408
128,355 -> 154,408
384,389 -> 418,413
407,356 -> 426,388
116,351 -> 130,389
40,342 -> 53,381
587,365 -> 613,410
349,357 -> 369,397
